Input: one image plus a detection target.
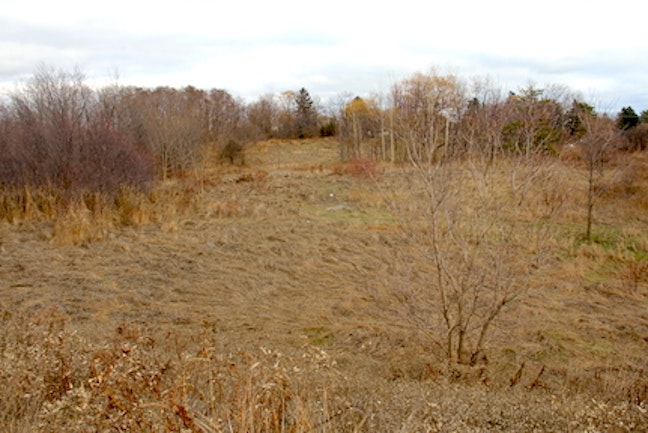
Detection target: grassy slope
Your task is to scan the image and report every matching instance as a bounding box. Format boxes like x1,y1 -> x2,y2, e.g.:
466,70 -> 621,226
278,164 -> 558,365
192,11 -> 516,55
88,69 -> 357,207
0,138 -> 646,432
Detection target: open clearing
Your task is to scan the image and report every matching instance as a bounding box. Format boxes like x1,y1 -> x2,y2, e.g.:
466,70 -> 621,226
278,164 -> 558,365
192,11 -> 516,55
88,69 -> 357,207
1,139 -> 647,432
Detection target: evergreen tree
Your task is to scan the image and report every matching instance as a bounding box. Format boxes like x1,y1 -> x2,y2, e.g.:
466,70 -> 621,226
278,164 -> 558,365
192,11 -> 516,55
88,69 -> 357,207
294,88 -> 318,138
565,100 -> 596,138
640,109 -> 648,124
616,106 -> 639,130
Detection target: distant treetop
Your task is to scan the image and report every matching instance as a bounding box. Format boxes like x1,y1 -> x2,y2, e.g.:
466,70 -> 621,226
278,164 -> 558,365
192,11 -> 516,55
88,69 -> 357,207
617,106 -> 640,130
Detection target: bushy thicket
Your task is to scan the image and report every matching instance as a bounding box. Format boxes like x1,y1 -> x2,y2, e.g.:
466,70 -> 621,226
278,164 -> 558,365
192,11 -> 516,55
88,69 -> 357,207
0,67 -> 334,198
2,65 -> 645,220
0,67 -> 153,196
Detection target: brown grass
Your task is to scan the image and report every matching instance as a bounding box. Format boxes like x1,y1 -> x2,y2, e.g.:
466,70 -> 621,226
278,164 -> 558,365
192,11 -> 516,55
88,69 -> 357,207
0,179 -> 212,246
1,139 -> 647,432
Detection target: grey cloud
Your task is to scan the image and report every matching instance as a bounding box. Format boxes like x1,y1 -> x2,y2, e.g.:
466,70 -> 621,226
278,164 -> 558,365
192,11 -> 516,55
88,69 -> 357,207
2,13 -> 647,113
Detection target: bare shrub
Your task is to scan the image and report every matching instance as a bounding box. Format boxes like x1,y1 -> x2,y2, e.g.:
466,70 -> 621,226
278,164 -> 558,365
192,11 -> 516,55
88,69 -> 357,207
334,157 -> 381,178
1,66 -> 153,200
378,155 -> 558,366
118,86 -> 208,180
219,140 -> 245,165
621,123 -> 648,151
0,66 -> 159,230
77,124 -> 154,194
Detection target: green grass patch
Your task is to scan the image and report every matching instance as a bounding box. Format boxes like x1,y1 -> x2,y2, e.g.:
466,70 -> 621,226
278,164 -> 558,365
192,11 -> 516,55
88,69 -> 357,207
302,327 -> 333,346
583,339 -> 615,357
558,223 -> 647,259
530,330 -> 575,364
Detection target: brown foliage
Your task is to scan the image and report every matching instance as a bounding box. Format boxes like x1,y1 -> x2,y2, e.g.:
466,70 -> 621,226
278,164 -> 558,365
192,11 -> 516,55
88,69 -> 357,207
621,123 -> 648,151
334,157 -> 382,178
0,308 -> 353,433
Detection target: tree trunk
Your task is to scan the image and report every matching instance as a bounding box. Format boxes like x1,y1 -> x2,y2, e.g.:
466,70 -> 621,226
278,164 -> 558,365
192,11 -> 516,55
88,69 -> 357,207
586,158 -> 595,241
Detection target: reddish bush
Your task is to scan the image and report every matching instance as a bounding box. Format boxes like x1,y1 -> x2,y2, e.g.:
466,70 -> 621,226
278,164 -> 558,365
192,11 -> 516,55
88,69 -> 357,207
0,67 -> 154,196
341,157 -> 381,178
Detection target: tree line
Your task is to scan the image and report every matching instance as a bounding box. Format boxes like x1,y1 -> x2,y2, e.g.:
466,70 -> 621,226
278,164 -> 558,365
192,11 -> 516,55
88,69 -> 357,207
1,65 -> 647,197
0,66 -> 323,196
337,71 -> 648,163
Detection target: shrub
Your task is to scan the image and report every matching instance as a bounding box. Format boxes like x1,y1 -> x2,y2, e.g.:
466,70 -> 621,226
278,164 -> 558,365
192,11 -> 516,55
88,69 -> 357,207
219,140 -> 245,165
0,67 -> 154,196
336,157 -> 381,179
622,123 -> 648,151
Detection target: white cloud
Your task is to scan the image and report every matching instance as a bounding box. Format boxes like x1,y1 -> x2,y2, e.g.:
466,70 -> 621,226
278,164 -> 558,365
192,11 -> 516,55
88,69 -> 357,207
1,0 -> 647,111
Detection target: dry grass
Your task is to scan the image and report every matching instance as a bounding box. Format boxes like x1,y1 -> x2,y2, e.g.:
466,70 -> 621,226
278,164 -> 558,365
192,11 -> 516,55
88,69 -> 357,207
1,139 -> 647,432
0,308 -> 354,433
1,308 -> 646,433
0,179 -> 212,246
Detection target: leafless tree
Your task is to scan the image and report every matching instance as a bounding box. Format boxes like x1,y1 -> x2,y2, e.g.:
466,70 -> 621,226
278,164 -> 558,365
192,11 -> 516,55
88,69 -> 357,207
247,94 -> 279,139
576,111 -> 618,241
457,77 -> 509,163
338,96 -> 381,160
390,70 -> 465,163
2,65 -> 152,194
117,86 -> 209,179
206,89 -> 247,145
385,155 -> 537,365
275,90 -> 297,138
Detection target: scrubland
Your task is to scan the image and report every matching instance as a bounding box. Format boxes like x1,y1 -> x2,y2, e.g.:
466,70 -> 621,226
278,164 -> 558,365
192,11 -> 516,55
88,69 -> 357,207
1,138 -> 647,432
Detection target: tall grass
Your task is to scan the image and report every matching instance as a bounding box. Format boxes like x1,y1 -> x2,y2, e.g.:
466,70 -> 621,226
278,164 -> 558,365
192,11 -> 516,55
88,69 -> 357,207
0,182 -> 205,245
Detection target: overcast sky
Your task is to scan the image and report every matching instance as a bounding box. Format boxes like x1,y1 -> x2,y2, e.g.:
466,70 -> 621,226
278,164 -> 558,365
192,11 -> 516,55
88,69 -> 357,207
1,0 -> 646,112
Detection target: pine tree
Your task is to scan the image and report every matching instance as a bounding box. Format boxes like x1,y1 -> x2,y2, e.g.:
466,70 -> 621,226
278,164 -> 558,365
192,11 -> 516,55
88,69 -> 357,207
294,88 -> 317,138
565,100 -> 596,138
616,106 -> 639,130
639,109 -> 648,124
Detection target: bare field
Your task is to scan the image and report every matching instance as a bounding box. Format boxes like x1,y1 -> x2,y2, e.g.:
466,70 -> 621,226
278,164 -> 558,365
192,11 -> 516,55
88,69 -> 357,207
1,139 -> 647,432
